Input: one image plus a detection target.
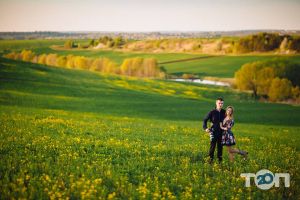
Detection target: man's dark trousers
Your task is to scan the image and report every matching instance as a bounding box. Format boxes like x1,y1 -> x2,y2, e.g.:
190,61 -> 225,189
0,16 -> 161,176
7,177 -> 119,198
209,132 -> 223,162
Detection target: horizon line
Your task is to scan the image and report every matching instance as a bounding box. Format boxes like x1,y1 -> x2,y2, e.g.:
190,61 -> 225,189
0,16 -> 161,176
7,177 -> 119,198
1,29 -> 300,33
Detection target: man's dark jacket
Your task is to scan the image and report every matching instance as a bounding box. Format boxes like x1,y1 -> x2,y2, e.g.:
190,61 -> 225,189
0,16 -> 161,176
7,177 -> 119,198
203,108 -> 226,135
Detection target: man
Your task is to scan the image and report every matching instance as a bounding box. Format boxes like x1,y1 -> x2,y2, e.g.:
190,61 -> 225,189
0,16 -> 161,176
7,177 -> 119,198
203,97 -> 226,163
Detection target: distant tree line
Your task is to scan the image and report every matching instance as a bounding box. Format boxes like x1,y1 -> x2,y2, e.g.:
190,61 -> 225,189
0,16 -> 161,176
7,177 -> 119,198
62,33 -> 300,53
233,32 -> 300,53
120,57 -> 165,78
64,36 -> 126,49
123,38 -> 203,52
235,59 -> 300,102
3,50 -> 165,78
126,33 -> 300,54
112,33 -> 300,54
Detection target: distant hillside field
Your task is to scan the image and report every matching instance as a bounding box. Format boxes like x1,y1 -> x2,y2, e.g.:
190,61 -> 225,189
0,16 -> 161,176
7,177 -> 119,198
1,39 -> 300,79
161,55 -> 300,78
0,56 -> 299,199
0,39 -> 65,51
37,47 -> 300,78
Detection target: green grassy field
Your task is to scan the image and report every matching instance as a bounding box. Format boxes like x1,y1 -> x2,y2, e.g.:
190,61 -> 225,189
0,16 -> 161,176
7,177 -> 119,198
27,47 -> 300,78
162,55 -> 300,78
33,47 -> 203,65
1,56 -> 299,199
26,48 -> 300,78
0,40 -> 65,52
2,39 -> 300,79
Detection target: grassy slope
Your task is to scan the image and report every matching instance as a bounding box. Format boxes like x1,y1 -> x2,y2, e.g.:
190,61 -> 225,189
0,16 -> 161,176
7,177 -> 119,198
0,57 -> 300,199
162,55 -> 300,78
34,47 -> 300,78
33,47 -> 202,64
1,57 -> 300,126
0,40 -> 65,51
2,40 -> 300,79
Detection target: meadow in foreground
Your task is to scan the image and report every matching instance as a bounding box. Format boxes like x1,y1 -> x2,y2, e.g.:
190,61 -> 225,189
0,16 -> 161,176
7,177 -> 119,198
0,57 -> 299,199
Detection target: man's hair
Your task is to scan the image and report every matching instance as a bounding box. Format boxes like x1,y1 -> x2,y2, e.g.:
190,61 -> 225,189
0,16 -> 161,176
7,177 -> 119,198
216,97 -> 224,101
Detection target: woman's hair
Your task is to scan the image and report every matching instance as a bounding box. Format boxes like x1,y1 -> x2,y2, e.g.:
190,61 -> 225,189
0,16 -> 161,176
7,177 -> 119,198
225,106 -> 234,119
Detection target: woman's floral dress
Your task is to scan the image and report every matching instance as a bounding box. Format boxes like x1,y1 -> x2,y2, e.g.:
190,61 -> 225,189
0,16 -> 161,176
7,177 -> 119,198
221,118 -> 236,146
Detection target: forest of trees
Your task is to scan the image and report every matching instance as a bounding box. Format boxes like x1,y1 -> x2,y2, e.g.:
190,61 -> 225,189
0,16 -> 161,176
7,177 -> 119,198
64,36 -> 126,49
235,59 -> 300,102
61,33 -> 300,54
122,33 -> 300,53
233,32 -> 300,53
3,50 -> 165,78
120,57 -> 165,78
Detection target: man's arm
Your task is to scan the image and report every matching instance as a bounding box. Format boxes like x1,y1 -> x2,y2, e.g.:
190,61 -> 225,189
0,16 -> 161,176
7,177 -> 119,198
203,111 -> 211,131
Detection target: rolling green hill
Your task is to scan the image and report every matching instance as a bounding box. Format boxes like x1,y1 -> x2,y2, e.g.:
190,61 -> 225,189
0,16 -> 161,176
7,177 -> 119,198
0,56 -> 299,199
31,47 -> 300,78
0,39 -> 65,51
1,39 -> 300,79
35,47 -> 201,64
162,55 -> 300,78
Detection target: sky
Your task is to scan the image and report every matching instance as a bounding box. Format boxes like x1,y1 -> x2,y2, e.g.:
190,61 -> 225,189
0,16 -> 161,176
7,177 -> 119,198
0,0 -> 299,32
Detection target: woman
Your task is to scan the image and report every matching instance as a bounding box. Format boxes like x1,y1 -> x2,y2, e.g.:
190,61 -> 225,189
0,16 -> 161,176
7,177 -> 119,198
220,106 -> 248,162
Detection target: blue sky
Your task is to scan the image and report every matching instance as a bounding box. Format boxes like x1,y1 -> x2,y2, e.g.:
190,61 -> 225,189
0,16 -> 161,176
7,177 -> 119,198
0,0 -> 299,32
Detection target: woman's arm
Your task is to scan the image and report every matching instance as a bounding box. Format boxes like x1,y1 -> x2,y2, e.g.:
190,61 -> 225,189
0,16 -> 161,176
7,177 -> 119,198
227,120 -> 234,129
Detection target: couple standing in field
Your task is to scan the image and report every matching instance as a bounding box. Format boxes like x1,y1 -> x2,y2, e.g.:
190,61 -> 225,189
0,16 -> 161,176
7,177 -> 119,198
203,97 -> 248,163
